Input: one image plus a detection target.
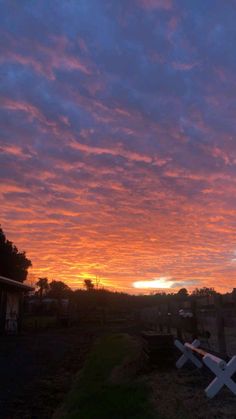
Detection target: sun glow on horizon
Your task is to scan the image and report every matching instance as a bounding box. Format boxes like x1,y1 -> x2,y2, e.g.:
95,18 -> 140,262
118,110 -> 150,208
133,277 -> 174,289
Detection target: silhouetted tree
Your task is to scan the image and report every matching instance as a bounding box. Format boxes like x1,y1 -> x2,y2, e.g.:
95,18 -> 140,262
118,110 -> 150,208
0,226 -> 32,282
47,280 -> 72,299
177,288 -> 188,297
192,287 -> 217,296
95,276 -> 100,289
36,277 -> 49,299
84,279 -> 95,291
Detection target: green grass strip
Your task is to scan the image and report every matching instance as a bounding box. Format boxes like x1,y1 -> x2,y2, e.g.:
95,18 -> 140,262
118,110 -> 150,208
55,334 -> 156,419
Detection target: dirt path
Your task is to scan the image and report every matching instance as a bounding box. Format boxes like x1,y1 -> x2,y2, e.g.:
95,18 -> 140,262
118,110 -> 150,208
0,328 -> 94,419
150,366 -> 236,418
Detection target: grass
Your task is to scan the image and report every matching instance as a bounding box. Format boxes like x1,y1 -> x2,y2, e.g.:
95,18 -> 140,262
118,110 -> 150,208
54,334 -> 156,419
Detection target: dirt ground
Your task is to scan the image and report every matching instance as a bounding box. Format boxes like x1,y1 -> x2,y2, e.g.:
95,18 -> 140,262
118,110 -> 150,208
150,366 -> 236,419
0,322 -> 139,419
0,327 -> 95,419
1,326 -> 236,419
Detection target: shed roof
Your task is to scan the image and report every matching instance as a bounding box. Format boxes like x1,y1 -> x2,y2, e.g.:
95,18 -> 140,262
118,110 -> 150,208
0,276 -> 34,292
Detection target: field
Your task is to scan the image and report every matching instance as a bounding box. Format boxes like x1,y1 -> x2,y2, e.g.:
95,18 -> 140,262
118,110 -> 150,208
0,327 -> 94,418
150,365 -> 236,418
1,324 -> 236,419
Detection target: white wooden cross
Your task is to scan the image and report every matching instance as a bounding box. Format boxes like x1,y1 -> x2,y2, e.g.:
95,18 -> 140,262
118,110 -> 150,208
175,339 -> 203,369
203,354 -> 236,398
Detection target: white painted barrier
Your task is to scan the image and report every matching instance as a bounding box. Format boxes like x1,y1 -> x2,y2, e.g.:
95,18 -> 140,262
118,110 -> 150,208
175,339 -> 236,398
175,339 -> 203,369
204,354 -> 236,398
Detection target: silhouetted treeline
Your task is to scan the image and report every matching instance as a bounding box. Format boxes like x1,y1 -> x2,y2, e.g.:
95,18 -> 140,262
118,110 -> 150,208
71,287 -> 229,312
33,277 -> 235,314
34,275 -> 235,306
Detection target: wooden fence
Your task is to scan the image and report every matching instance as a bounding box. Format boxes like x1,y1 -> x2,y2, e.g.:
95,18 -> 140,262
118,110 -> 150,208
139,293 -> 236,356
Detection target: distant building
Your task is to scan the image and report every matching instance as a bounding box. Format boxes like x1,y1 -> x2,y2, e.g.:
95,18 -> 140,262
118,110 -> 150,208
0,276 -> 33,334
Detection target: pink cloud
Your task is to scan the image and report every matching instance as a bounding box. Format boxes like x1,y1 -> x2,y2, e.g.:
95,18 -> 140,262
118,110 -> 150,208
0,144 -> 26,158
0,33 -> 91,80
138,0 -> 173,11
172,61 -> 199,71
69,139 -> 166,165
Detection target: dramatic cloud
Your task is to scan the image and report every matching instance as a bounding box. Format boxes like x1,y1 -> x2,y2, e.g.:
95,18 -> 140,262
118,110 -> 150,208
0,0 -> 236,293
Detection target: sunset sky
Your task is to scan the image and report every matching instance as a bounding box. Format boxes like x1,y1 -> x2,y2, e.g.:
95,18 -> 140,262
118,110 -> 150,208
1,0 -> 236,293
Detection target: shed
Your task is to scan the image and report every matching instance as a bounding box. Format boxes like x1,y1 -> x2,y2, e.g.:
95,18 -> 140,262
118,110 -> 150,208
0,275 -> 33,334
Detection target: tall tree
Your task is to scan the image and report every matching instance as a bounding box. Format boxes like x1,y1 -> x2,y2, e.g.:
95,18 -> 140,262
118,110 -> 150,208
0,226 -> 32,282
192,287 -> 216,296
177,288 -> 189,298
84,279 -> 95,291
47,280 -> 72,299
36,277 -> 49,299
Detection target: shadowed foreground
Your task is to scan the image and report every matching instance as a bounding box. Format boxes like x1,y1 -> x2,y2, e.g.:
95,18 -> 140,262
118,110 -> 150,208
54,334 -> 155,419
0,328 -> 93,418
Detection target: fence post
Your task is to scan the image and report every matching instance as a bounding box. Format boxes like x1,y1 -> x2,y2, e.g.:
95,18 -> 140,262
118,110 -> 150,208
215,294 -> 227,355
167,302 -> 171,333
233,289 -> 236,315
190,298 -> 198,339
176,302 -> 183,340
